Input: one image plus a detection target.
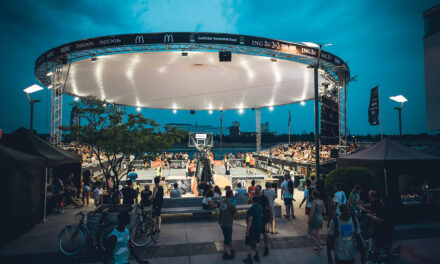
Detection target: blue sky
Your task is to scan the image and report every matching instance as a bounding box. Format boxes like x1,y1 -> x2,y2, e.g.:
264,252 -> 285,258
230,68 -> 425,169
0,0 -> 437,135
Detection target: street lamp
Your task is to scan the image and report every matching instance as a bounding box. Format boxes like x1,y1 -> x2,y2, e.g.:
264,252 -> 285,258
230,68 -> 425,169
302,42 -> 332,179
390,95 -> 407,136
23,84 -> 44,133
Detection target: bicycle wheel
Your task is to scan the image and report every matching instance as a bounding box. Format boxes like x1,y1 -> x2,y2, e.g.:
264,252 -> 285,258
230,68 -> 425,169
59,226 -> 85,256
98,227 -> 113,252
130,217 -> 152,247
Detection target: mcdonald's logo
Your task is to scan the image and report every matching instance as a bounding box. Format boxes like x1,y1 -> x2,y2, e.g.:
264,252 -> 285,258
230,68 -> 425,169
164,34 -> 174,43
135,35 -> 144,44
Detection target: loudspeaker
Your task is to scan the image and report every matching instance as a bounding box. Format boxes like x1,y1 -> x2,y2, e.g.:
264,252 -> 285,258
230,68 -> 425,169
190,110 -> 195,115
219,51 -> 231,62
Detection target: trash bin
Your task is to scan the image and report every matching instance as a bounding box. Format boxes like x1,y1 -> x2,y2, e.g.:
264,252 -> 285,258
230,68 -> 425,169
298,179 -> 306,191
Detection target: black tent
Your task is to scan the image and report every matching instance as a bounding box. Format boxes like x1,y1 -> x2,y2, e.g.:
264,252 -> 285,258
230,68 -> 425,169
0,144 -> 45,246
337,138 -> 440,204
1,127 -> 82,218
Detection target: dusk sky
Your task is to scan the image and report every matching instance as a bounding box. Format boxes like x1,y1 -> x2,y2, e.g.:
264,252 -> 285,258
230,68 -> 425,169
0,0 -> 438,136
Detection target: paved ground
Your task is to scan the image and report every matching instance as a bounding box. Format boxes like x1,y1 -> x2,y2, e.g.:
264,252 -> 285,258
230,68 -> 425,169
2,186 -> 440,263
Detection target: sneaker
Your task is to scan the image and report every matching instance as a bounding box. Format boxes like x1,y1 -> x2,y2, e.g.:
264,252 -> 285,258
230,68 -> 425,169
253,254 -> 260,262
223,253 -> 234,260
263,247 -> 269,256
291,215 -> 296,219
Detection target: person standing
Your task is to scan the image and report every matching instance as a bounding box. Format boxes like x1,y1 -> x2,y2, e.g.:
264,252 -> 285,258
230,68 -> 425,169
332,183 -> 347,217
128,168 -> 138,191
235,182 -> 248,197
281,174 -> 295,219
248,180 -> 256,199
219,190 -> 237,260
152,176 -> 164,231
55,176 -> 64,213
308,190 -> 326,254
104,211 -> 148,264
300,180 -> 314,238
140,184 -> 152,207
92,182 -> 103,207
263,182 -> 277,234
348,184 -> 361,218
244,196 -> 263,264
121,180 -> 138,205
82,170 -> 91,206
245,153 -> 251,174
327,204 -> 361,264
255,185 -> 271,256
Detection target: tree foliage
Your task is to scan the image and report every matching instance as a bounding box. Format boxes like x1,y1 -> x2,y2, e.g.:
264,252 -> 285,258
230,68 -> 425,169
325,167 -> 383,199
61,96 -> 184,183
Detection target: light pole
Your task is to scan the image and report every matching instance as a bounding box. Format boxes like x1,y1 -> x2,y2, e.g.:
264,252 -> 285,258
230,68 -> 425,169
302,42 -> 332,179
220,110 -> 223,157
390,95 -> 407,137
23,84 -> 44,133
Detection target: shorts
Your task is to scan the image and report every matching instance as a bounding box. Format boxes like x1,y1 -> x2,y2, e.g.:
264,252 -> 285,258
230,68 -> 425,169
284,198 -> 293,206
221,226 -> 233,246
246,162 -> 250,167
225,170 -> 230,175
152,206 -> 162,217
245,228 -> 261,246
305,207 -> 311,215
83,185 -> 91,192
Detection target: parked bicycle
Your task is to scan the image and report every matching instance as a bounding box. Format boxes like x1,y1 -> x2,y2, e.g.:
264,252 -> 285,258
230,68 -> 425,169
58,208 -> 114,256
130,204 -> 159,247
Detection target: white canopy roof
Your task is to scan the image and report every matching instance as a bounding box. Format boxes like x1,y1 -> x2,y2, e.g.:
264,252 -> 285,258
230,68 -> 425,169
64,51 -> 324,110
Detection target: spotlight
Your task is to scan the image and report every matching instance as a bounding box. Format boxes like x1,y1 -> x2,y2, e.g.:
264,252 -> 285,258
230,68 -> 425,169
136,107 -> 141,112
300,101 -> 306,106
269,106 -> 274,111
173,109 -> 177,114
182,51 -> 188,56
209,110 -> 213,114
91,56 -> 97,63
46,71 -> 53,76
238,108 -> 244,114
103,103 -> 107,107
74,96 -> 79,101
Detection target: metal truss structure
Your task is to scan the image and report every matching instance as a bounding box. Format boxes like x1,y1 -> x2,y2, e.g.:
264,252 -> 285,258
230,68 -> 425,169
255,108 -> 261,152
48,62 -> 65,146
35,33 -> 349,151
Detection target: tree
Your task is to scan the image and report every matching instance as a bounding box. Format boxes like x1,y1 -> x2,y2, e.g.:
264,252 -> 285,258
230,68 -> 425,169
325,167 -> 383,200
61,97 -> 184,201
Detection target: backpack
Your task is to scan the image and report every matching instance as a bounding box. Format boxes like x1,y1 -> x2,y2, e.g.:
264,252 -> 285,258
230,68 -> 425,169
327,216 -> 364,256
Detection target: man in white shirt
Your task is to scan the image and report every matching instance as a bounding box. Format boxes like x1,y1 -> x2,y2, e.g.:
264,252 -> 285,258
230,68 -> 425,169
333,183 -> 347,216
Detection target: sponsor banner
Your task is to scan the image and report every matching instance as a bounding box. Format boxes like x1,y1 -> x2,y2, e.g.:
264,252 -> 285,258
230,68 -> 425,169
35,33 -> 344,67
368,86 -> 380,126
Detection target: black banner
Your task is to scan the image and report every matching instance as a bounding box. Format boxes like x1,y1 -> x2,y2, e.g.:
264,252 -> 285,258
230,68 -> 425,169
35,32 -> 345,68
368,86 -> 380,126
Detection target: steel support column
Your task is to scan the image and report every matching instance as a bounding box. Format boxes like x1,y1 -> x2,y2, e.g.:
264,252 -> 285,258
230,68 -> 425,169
256,108 -> 261,152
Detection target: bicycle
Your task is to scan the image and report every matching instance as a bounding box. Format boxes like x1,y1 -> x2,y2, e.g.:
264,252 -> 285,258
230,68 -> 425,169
58,208 -> 115,256
130,204 -> 159,247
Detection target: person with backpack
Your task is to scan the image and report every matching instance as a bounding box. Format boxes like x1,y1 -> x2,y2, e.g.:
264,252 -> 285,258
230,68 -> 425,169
333,183 -> 347,217
327,204 -> 362,264
218,190 -> 237,260
152,176 -> 164,232
281,174 -> 295,219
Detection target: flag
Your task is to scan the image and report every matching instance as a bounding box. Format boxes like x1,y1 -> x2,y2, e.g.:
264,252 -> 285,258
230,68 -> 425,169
368,86 -> 380,125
